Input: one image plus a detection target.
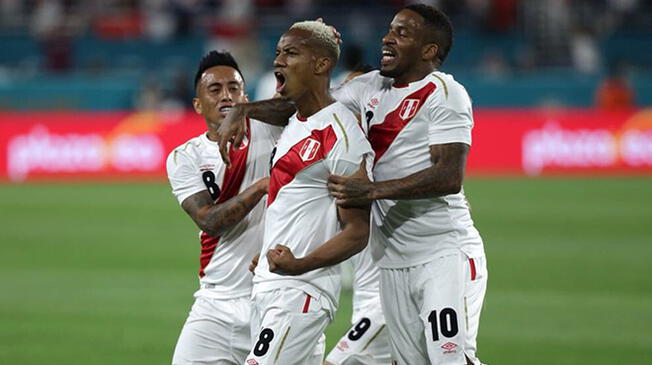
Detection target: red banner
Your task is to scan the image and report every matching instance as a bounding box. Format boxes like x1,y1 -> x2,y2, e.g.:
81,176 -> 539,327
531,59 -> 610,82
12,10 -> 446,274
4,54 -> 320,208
467,108 -> 652,175
1,108 -> 651,181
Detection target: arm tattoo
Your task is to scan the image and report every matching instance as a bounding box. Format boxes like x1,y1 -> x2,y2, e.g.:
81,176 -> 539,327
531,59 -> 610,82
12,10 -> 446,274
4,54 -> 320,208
372,143 -> 468,200
182,182 -> 267,237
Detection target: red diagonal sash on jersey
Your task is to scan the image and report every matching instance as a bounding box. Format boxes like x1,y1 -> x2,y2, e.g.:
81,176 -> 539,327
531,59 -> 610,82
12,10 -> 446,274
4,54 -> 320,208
268,125 -> 338,206
369,82 -> 437,164
198,119 -> 251,278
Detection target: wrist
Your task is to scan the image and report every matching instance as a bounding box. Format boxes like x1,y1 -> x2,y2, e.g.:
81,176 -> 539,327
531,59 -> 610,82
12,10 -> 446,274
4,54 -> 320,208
295,257 -> 311,275
367,181 -> 379,201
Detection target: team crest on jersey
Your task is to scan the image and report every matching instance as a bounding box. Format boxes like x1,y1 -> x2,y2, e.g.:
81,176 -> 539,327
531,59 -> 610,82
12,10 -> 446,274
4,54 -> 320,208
399,98 -> 420,120
299,138 -> 321,162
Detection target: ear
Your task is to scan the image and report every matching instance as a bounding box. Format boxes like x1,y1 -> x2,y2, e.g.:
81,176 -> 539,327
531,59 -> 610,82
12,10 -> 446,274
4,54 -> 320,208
243,94 -> 250,102
192,97 -> 202,115
314,56 -> 332,75
422,43 -> 439,62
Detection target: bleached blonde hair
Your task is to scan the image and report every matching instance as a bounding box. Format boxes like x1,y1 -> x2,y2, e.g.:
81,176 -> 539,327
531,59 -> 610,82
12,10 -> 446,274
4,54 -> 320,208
289,20 -> 340,66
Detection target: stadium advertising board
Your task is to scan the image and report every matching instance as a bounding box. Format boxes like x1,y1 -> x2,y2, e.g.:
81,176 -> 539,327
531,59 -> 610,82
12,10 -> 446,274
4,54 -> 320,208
0,109 -> 651,181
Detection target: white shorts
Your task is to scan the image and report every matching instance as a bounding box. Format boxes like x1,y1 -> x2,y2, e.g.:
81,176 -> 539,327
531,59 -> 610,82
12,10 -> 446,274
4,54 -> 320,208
325,303 -> 391,365
245,288 -> 329,365
172,295 -> 252,365
379,253 -> 487,365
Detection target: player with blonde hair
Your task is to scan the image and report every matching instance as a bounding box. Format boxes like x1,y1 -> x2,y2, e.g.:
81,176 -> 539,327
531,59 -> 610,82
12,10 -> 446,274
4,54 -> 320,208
243,20 -> 374,365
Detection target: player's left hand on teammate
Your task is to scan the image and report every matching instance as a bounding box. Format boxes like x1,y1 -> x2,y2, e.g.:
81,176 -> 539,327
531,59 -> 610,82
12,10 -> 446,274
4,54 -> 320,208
315,17 -> 342,44
327,174 -> 373,208
249,253 -> 260,273
266,245 -> 305,275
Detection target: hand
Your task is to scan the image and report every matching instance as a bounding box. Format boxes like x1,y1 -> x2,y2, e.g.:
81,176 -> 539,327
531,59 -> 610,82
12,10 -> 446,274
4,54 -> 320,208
249,253 -> 260,273
256,177 -> 270,195
316,17 -> 342,44
327,174 -> 374,208
266,244 -> 306,276
217,104 -> 247,167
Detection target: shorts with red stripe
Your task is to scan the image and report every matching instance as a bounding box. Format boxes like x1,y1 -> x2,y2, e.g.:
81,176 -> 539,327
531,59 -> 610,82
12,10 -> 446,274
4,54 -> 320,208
245,288 -> 329,365
379,252 -> 487,365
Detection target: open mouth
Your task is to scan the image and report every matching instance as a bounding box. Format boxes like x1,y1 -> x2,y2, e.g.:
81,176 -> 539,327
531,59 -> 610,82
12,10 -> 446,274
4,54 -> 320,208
274,71 -> 286,93
381,48 -> 397,65
218,105 -> 233,113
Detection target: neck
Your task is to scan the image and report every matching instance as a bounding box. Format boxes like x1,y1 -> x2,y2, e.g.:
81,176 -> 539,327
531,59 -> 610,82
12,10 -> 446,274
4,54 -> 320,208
294,80 -> 335,119
205,121 -> 220,142
392,63 -> 438,86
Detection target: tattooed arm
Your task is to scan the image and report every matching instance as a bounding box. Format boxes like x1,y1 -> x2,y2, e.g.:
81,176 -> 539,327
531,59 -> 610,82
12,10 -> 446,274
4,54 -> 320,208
328,143 -> 468,207
181,177 -> 269,237
218,98 -> 295,166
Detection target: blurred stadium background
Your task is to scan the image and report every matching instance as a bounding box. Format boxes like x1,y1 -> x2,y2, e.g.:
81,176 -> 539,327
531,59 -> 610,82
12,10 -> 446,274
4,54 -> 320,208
1,0 -> 651,364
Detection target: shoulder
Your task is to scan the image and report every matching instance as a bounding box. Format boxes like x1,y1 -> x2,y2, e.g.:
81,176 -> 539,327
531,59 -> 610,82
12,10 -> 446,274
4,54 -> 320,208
340,70 -> 391,93
426,71 -> 472,111
166,134 -> 203,167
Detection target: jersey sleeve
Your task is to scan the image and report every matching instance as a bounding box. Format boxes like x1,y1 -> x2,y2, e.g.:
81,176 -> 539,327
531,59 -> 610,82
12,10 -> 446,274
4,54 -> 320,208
324,113 -> 375,179
166,149 -> 207,205
331,71 -> 377,114
426,84 -> 474,146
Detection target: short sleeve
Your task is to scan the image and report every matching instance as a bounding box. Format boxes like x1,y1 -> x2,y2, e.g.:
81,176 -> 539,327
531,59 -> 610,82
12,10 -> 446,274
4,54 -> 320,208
428,92 -> 473,145
324,115 -> 375,179
332,71 -> 377,114
166,149 -> 207,205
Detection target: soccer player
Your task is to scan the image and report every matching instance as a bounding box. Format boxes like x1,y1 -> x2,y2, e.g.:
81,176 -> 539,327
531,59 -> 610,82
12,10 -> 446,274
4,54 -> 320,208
328,5 -> 487,364
218,5 -> 488,365
244,21 -> 374,365
166,51 -> 281,365
325,67 -> 391,365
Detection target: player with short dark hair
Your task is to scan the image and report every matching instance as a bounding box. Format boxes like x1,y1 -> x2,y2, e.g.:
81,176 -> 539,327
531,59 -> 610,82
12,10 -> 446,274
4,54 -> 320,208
244,20 -> 375,365
166,50 -> 282,365
329,5 -> 487,364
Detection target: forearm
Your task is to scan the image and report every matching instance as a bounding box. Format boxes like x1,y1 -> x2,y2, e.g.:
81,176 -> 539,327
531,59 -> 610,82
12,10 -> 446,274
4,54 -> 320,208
199,183 -> 267,237
371,165 -> 463,200
241,98 -> 295,126
296,224 -> 369,274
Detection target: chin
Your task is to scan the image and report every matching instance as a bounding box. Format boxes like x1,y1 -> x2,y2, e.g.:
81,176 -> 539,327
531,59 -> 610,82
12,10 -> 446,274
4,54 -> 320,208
379,67 -> 399,78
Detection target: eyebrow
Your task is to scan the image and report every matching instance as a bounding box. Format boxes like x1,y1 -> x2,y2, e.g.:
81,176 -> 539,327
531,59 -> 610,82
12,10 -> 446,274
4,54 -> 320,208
206,81 -> 241,88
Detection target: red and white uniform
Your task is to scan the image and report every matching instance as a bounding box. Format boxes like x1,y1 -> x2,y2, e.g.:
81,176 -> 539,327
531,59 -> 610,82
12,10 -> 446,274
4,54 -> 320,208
246,102 -> 374,365
166,119 -> 281,365
334,71 -> 487,365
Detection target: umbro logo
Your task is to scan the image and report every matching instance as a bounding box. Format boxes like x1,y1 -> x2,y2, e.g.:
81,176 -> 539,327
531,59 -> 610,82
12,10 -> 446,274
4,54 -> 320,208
246,359 -> 258,365
299,138 -> 321,162
367,97 -> 379,109
441,341 -> 458,354
336,339 -> 349,351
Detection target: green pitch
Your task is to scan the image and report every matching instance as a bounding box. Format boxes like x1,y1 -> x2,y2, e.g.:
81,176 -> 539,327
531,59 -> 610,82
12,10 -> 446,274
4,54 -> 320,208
1,178 -> 650,364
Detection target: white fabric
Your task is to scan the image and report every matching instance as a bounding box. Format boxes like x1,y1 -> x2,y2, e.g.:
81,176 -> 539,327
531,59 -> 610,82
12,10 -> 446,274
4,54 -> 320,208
332,70 -> 484,268
379,253 -> 487,365
166,121 -> 281,299
325,303 -> 390,365
172,296 -> 252,365
245,288 -> 328,365
326,245 -> 390,365
253,102 -> 374,315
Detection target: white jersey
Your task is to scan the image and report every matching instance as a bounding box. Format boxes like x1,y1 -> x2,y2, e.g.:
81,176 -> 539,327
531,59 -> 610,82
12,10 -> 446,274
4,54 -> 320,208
334,70 -> 485,268
253,102 -> 374,314
166,119 -> 281,299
